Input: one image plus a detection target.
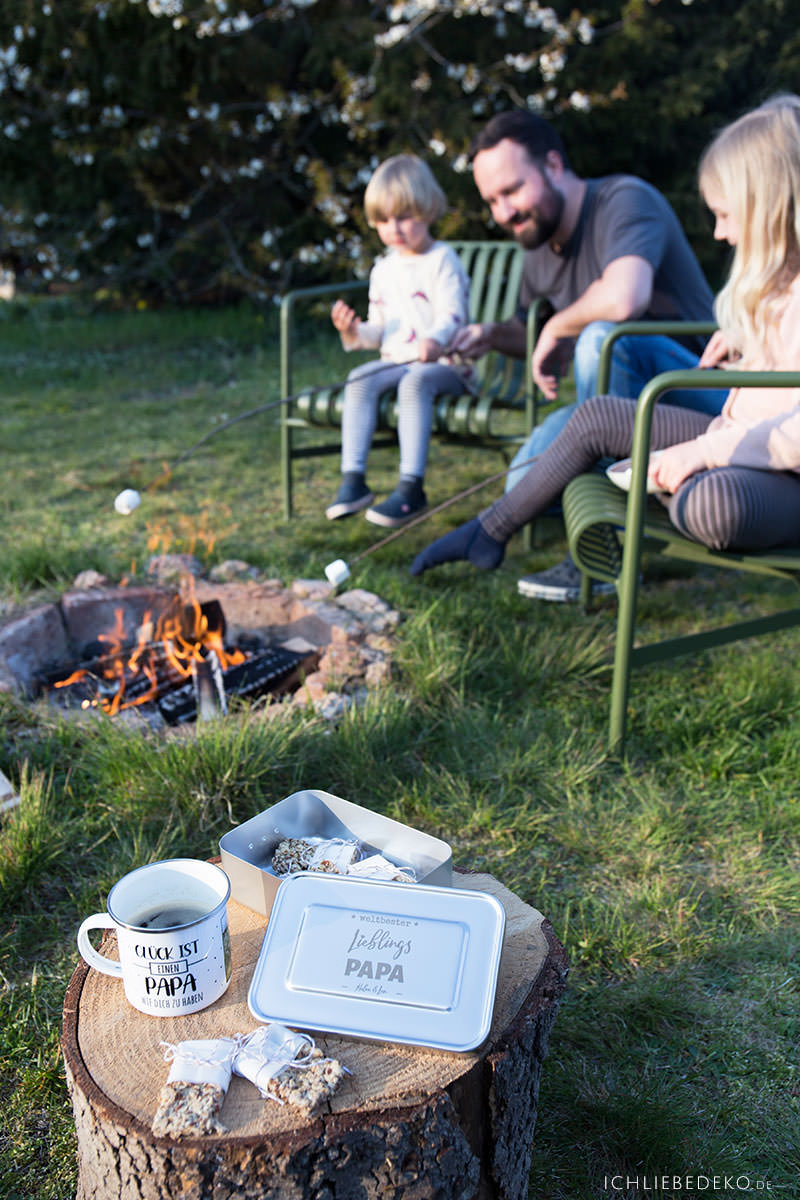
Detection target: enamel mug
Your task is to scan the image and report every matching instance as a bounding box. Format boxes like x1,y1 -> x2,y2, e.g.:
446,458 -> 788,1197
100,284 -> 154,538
77,859 -> 232,1017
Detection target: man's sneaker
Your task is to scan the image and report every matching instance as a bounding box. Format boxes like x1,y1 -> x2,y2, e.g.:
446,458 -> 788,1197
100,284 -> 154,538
517,553 -> 616,603
325,475 -> 374,520
365,486 -> 427,528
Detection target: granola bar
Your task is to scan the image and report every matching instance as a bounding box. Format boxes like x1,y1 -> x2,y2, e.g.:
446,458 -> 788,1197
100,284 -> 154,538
152,1080 -> 227,1138
271,836 -> 359,876
265,1048 -> 347,1116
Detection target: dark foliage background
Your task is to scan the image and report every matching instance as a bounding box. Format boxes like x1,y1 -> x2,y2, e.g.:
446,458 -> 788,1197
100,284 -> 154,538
1,0 -> 797,302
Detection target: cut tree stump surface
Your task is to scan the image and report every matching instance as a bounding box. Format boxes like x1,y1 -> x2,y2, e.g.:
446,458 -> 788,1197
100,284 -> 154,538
62,871 -> 568,1200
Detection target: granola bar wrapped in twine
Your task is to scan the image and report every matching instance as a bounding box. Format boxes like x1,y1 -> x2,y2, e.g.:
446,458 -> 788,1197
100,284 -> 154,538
152,1028 -> 349,1137
233,1024 -> 349,1117
271,835 -> 416,883
153,1039 -> 236,1138
271,836 -> 360,876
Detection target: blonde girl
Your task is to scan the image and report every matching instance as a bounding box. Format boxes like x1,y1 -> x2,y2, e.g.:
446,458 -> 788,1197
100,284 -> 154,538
326,154 -> 475,528
411,96 -> 800,576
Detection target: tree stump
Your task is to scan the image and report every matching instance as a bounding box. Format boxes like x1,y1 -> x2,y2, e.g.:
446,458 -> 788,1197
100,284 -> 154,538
62,872 -> 568,1200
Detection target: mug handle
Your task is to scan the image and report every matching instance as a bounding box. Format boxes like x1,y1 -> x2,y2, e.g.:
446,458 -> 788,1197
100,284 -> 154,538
77,914 -> 123,978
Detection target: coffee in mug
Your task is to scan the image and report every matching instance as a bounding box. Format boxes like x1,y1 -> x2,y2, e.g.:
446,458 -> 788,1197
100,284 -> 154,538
77,859 -> 232,1017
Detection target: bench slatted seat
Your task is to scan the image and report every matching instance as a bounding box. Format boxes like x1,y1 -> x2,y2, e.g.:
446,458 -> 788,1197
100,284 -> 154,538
279,241 -> 546,517
562,324 -> 800,752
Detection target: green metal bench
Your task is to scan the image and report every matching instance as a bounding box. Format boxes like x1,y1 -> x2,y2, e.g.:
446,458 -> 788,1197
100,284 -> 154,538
562,321 -> 800,753
279,241 -> 548,518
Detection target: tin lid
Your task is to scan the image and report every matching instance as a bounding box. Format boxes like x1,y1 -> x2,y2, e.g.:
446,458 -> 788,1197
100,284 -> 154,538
247,873 -> 505,1053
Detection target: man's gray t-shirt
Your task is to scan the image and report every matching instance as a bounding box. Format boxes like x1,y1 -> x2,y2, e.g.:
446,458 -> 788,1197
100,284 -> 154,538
518,175 -> 714,352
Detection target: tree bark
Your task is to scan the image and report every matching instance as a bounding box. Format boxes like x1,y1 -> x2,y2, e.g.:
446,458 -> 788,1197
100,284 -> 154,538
62,872 -> 568,1200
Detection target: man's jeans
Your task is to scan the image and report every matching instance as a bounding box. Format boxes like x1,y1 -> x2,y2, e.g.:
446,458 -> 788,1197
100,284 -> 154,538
505,319 -> 726,490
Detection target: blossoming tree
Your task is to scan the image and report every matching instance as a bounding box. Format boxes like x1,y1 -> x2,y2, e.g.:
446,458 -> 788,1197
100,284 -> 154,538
0,0 -> 795,302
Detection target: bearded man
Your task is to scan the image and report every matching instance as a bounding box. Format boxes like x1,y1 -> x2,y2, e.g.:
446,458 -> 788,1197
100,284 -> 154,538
450,110 -> 723,602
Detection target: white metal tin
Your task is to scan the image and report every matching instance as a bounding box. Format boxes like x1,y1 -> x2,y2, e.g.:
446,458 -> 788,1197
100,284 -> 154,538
219,790 -> 452,917
247,873 -> 505,1052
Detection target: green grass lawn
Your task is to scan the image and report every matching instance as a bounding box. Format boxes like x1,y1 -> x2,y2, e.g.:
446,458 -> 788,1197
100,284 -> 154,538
1,299 -> 799,1199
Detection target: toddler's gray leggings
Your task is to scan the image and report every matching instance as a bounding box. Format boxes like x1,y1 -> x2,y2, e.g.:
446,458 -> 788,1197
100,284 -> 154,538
481,394 -> 800,552
341,359 -> 467,480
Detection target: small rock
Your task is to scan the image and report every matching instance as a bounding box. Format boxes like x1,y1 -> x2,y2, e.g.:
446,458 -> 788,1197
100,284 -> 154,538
315,693 -> 351,722
147,554 -> 204,583
292,673 -> 328,706
365,633 -> 395,654
291,579 -> 335,601
72,570 -> 109,590
334,588 -> 401,633
208,560 -> 260,583
365,659 -> 391,687
318,643 -> 365,687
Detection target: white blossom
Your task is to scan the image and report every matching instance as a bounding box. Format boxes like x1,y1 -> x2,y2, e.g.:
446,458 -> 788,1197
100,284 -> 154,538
428,137 -> 446,156
505,52 -> 536,73
138,126 -> 161,149
317,195 -> 349,224
147,0 -> 183,16
375,24 -> 409,48
238,157 -> 265,177
569,90 -> 591,112
538,49 -> 566,82
217,12 -> 253,34
100,105 -> 126,127
461,65 -> 481,93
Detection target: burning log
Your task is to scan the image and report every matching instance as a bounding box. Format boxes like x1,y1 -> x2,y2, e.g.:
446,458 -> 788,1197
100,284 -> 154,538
159,645 -> 317,725
48,593 -> 249,717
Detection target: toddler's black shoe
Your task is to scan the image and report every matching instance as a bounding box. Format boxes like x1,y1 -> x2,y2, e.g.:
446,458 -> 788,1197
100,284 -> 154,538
365,485 -> 427,528
325,474 -> 374,520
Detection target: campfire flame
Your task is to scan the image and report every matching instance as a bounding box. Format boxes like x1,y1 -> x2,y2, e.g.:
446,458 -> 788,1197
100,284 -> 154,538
54,587 -> 247,715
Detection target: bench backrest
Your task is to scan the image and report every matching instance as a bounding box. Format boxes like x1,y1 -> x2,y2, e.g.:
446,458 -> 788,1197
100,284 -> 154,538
449,241 -> 525,402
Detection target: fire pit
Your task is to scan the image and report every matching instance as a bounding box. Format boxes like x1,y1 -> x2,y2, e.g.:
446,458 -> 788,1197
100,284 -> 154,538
0,560 -> 399,729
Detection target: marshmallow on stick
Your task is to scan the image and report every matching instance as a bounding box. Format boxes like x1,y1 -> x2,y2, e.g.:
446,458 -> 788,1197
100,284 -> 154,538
324,558 -> 351,586
114,488 -> 141,515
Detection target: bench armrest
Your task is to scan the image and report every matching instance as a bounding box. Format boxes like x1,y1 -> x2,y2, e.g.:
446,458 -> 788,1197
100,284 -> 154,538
596,320 -> 718,395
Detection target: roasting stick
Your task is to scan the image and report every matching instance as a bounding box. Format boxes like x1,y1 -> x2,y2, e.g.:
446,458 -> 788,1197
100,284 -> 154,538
108,355 -> 539,587
113,360 -> 424,513
324,452 -> 537,585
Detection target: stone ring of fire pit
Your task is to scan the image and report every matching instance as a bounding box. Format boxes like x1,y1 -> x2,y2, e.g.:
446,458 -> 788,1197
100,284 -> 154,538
0,565 -> 399,730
